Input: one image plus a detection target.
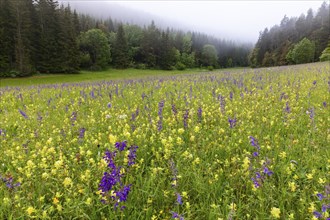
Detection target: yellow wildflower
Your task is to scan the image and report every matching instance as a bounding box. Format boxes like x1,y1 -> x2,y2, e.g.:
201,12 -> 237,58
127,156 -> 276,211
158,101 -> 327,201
63,177 -> 73,188
270,207 -> 281,218
26,206 -> 36,215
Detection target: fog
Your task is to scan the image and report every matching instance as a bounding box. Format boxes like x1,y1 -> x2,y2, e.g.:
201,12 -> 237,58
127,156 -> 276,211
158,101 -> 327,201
60,0 -> 324,43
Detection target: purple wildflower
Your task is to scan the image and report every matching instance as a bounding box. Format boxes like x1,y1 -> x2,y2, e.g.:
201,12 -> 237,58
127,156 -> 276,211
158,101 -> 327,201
263,166 -> 273,176
251,177 -> 260,188
285,102 -> 290,113
115,184 -> 132,203
19,109 -> 28,119
183,109 -> 189,128
1,175 -> 21,189
313,211 -> 322,218
71,111 -> 77,126
107,102 -> 112,108
99,171 -> 117,193
172,104 -> 178,116
171,212 -> 184,220
229,91 -> 233,100
176,193 -> 183,205
228,117 -> 237,128
323,102 -> 327,108
90,90 -> 95,98
308,107 -> 315,120
322,204 -> 328,212
249,136 -> 260,151
170,159 -> 178,188
158,100 -> 165,131
79,128 -> 86,139
197,107 -> 202,123
104,150 -> 117,169
317,193 -> 325,201
127,145 -> 138,166
219,94 -> 225,114
115,141 -> 127,152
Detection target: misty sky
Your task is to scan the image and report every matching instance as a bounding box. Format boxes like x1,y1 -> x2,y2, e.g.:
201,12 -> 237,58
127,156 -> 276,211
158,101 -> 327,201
114,1 -> 325,42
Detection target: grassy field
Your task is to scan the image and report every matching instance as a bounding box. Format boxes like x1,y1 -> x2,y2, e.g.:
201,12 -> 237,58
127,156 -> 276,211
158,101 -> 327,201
0,62 -> 329,219
0,68 -> 215,87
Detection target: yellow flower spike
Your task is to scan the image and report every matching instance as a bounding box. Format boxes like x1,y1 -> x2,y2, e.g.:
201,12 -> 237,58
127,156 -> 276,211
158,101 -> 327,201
270,207 -> 281,218
306,173 -> 313,180
211,203 -> 218,209
228,203 -> 236,211
109,134 -> 117,145
3,197 -> 10,206
318,178 -> 325,184
26,206 -> 36,216
57,204 -> 63,212
190,136 -> 195,142
53,197 -> 59,205
63,177 -> 73,188
288,213 -> 294,219
308,202 -> 315,213
279,151 -> 286,159
85,198 -> 92,205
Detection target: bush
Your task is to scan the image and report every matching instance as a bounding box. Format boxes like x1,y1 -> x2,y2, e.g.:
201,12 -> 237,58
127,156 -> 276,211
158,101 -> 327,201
175,62 -> 186,71
207,66 -> 214,71
136,64 -> 146,70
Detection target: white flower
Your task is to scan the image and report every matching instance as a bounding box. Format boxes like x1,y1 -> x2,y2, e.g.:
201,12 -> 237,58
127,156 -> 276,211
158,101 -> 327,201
118,114 -> 127,119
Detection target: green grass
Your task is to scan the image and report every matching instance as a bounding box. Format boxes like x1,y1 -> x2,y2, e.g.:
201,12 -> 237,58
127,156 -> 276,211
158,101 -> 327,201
0,62 -> 329,219
0,68 -> 218,87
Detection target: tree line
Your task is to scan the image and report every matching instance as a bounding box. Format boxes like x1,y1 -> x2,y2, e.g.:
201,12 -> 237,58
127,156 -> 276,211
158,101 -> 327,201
249,2 -> 330,67
0,0 -> 252,77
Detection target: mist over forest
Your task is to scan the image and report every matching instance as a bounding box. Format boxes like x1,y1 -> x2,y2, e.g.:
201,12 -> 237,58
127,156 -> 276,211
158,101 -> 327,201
0,0 -> 329,77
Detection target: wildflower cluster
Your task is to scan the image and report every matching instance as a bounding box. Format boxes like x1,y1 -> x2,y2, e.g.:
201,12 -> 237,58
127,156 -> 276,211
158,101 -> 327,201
313,184 -> 330,219
98,141 -> 138,210
170,159 -> 184,220
0,174 -> 21,189
248,136 -> 273,188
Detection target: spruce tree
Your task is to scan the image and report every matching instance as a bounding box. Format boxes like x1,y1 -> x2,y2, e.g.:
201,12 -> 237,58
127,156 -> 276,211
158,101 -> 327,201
0,0 -> 16,75
13,0 -> 35,76
112,24 -> 129,69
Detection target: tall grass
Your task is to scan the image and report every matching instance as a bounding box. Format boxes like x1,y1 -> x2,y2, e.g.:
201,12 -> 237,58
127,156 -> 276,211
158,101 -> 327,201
0,62 -> 329,219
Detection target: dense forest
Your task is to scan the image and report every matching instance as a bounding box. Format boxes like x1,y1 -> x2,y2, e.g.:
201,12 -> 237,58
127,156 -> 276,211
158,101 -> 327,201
0,0 -> 252,77
249,2 -> 330,67
0,1 -> 329,77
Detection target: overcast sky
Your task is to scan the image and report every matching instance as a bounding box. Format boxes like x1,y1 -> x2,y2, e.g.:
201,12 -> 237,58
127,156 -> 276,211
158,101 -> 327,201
113,1 -> 325,42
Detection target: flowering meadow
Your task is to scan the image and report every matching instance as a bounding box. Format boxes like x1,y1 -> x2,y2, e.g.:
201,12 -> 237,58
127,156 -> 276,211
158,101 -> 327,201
0,62 -> 329,219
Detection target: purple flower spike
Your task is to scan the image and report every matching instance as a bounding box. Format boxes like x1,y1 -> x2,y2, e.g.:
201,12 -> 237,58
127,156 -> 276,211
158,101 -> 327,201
115,141 -> 127,151
127,145 -> 138,166
171,211 -> 184,220
228,117 -> 237,128
115,185 -> 132,202
316,193 -> 324,201
263,166 -> 273,176
19,109 -> 28,119
79,128 -> 86,139
313,211 -> 322,218
176,193 -> 183,205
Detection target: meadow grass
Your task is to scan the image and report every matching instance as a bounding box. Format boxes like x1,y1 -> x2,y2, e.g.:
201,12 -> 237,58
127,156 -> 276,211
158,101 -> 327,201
0,68 -> 215,87
0,62 -> 329,219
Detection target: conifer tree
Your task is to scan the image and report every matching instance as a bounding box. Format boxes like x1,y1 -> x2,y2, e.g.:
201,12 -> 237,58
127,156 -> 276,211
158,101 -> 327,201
112,24 -> 130,69
0,0 -> 15,75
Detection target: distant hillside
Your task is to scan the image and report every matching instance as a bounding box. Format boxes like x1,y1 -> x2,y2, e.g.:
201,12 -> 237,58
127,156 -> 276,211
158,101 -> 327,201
58,1 -> 191,31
